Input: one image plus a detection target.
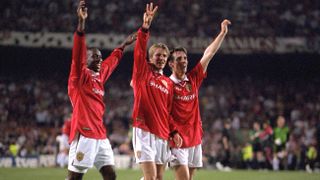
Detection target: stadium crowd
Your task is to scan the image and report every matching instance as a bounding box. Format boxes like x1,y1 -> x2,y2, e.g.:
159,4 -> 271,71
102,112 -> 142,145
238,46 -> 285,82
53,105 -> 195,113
0,75 -> 319,171
1,0 -> 319,37
1,0 -> 319,172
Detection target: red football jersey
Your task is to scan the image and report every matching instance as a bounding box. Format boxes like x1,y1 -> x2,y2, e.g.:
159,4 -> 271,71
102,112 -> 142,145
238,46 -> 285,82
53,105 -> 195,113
68,32 -> 123,143
170,63 -> 207,148
131,28 -> 175,140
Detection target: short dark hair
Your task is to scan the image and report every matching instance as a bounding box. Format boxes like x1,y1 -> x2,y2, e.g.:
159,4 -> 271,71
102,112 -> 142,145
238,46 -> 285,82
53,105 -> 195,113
168,47 -> 187,62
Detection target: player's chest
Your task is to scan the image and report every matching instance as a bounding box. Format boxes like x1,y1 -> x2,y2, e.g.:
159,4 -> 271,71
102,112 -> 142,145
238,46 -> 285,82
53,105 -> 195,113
147,75 -> 171,95
82,76 -> 105,97
173,82 -> 197,102
173,81 -> 195,95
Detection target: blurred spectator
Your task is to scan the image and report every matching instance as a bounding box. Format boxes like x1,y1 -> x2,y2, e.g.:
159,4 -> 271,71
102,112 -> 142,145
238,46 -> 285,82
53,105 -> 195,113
272,115 -> 290,170
0,73 -> 319,171
1,0 -> 319,37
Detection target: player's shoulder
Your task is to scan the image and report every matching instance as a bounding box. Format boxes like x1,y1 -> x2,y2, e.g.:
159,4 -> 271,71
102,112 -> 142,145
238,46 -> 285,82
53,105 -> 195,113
163,76 -> 174,85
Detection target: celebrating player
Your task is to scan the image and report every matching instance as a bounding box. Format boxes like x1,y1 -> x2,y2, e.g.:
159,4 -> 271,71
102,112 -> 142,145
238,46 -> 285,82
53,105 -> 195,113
131,3 -> 182,180
67,0 -> 136,179
168,19 -> 231,179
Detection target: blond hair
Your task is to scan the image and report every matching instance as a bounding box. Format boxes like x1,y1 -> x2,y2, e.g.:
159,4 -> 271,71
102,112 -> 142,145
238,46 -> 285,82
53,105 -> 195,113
148,43 -> 169,59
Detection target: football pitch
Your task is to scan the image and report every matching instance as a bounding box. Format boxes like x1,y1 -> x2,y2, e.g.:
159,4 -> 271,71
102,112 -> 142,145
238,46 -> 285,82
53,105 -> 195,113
0,168 -> 319,180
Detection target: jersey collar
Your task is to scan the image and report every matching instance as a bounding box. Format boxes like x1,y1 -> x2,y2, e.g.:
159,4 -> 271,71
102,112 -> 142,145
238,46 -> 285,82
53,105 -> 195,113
169,74 -> 189,84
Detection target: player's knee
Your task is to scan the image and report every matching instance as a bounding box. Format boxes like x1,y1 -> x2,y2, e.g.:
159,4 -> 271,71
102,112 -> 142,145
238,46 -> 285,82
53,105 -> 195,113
67,171 -> 84,180
100,166 -> 116,180
156,173 -> 164,180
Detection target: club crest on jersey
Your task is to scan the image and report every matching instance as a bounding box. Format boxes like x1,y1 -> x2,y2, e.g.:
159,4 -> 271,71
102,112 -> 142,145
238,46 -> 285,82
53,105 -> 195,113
186,82 -> 192,92
76,152 -> 84,161
161,79 -> 168,88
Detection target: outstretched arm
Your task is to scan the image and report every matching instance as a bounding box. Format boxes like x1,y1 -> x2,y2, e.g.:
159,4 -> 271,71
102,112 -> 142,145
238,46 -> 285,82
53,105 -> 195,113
200,19 -> 231,72
101,33 -> 137,81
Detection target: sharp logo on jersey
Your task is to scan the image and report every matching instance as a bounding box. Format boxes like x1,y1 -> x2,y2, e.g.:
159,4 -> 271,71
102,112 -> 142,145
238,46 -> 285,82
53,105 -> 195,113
174,94 -> 196,101
92,88 -> 104,96
186,82 -> 192,92
76,152 -> 84,161
150,81 -> 169,94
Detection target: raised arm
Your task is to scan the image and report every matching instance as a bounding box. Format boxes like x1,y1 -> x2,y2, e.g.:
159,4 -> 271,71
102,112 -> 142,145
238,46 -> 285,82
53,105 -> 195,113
69,0 -> 88,81
200,19 -> 231,72
77,0 -> 87,33
68,0 -> 88,102
132,3 -> 158,80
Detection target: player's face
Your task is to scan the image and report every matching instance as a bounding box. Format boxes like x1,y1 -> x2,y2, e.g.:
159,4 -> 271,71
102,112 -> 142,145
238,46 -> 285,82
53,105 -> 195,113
87,49 -> 102,72
150,48 -> 168,70
170,51 -> 188,74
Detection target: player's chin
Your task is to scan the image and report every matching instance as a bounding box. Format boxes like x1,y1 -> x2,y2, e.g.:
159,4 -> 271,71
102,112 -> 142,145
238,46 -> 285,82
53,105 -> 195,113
156,64 -> 165,70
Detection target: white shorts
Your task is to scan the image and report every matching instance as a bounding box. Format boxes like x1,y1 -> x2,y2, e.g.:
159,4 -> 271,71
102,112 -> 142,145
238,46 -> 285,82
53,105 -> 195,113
68,134 -> 114,173
132,127 -> 171,164
170,144 -> 203,168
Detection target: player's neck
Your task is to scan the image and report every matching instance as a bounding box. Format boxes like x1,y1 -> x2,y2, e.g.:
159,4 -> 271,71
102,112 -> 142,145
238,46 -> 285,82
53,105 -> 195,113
173,72 -> 186,80
151,64 -> 163,74
153,69 -> 163,75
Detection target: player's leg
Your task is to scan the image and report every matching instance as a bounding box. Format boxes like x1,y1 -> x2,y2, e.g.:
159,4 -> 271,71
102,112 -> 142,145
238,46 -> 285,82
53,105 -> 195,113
189,167 -> 197,180
189,145 -> 203,178
156,164 -> 167,180
155,136 -> 173,180
67,170 -> 84,180
174,165 -> 189,180
141,162 -> 157,180
99,165 -> 116,180
95,138 -> 116,180
132,127 -> 157,180
170,148 -> 189,180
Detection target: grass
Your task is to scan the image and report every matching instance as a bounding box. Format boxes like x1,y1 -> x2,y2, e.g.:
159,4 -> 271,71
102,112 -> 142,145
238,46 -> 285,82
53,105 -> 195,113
0,168 -> 319,180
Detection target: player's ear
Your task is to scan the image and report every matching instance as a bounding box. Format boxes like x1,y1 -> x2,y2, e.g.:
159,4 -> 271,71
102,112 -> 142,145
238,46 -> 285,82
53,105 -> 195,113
168,60 -> 174,69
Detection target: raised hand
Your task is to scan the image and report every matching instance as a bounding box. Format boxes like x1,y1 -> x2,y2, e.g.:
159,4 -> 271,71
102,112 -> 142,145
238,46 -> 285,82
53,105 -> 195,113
124,32 -> 137,46
77,0 -> 88,32
77,0 -> 88,21
220,19 -> 231,35
119,32 -> 137,49
142,3 -> 158,30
